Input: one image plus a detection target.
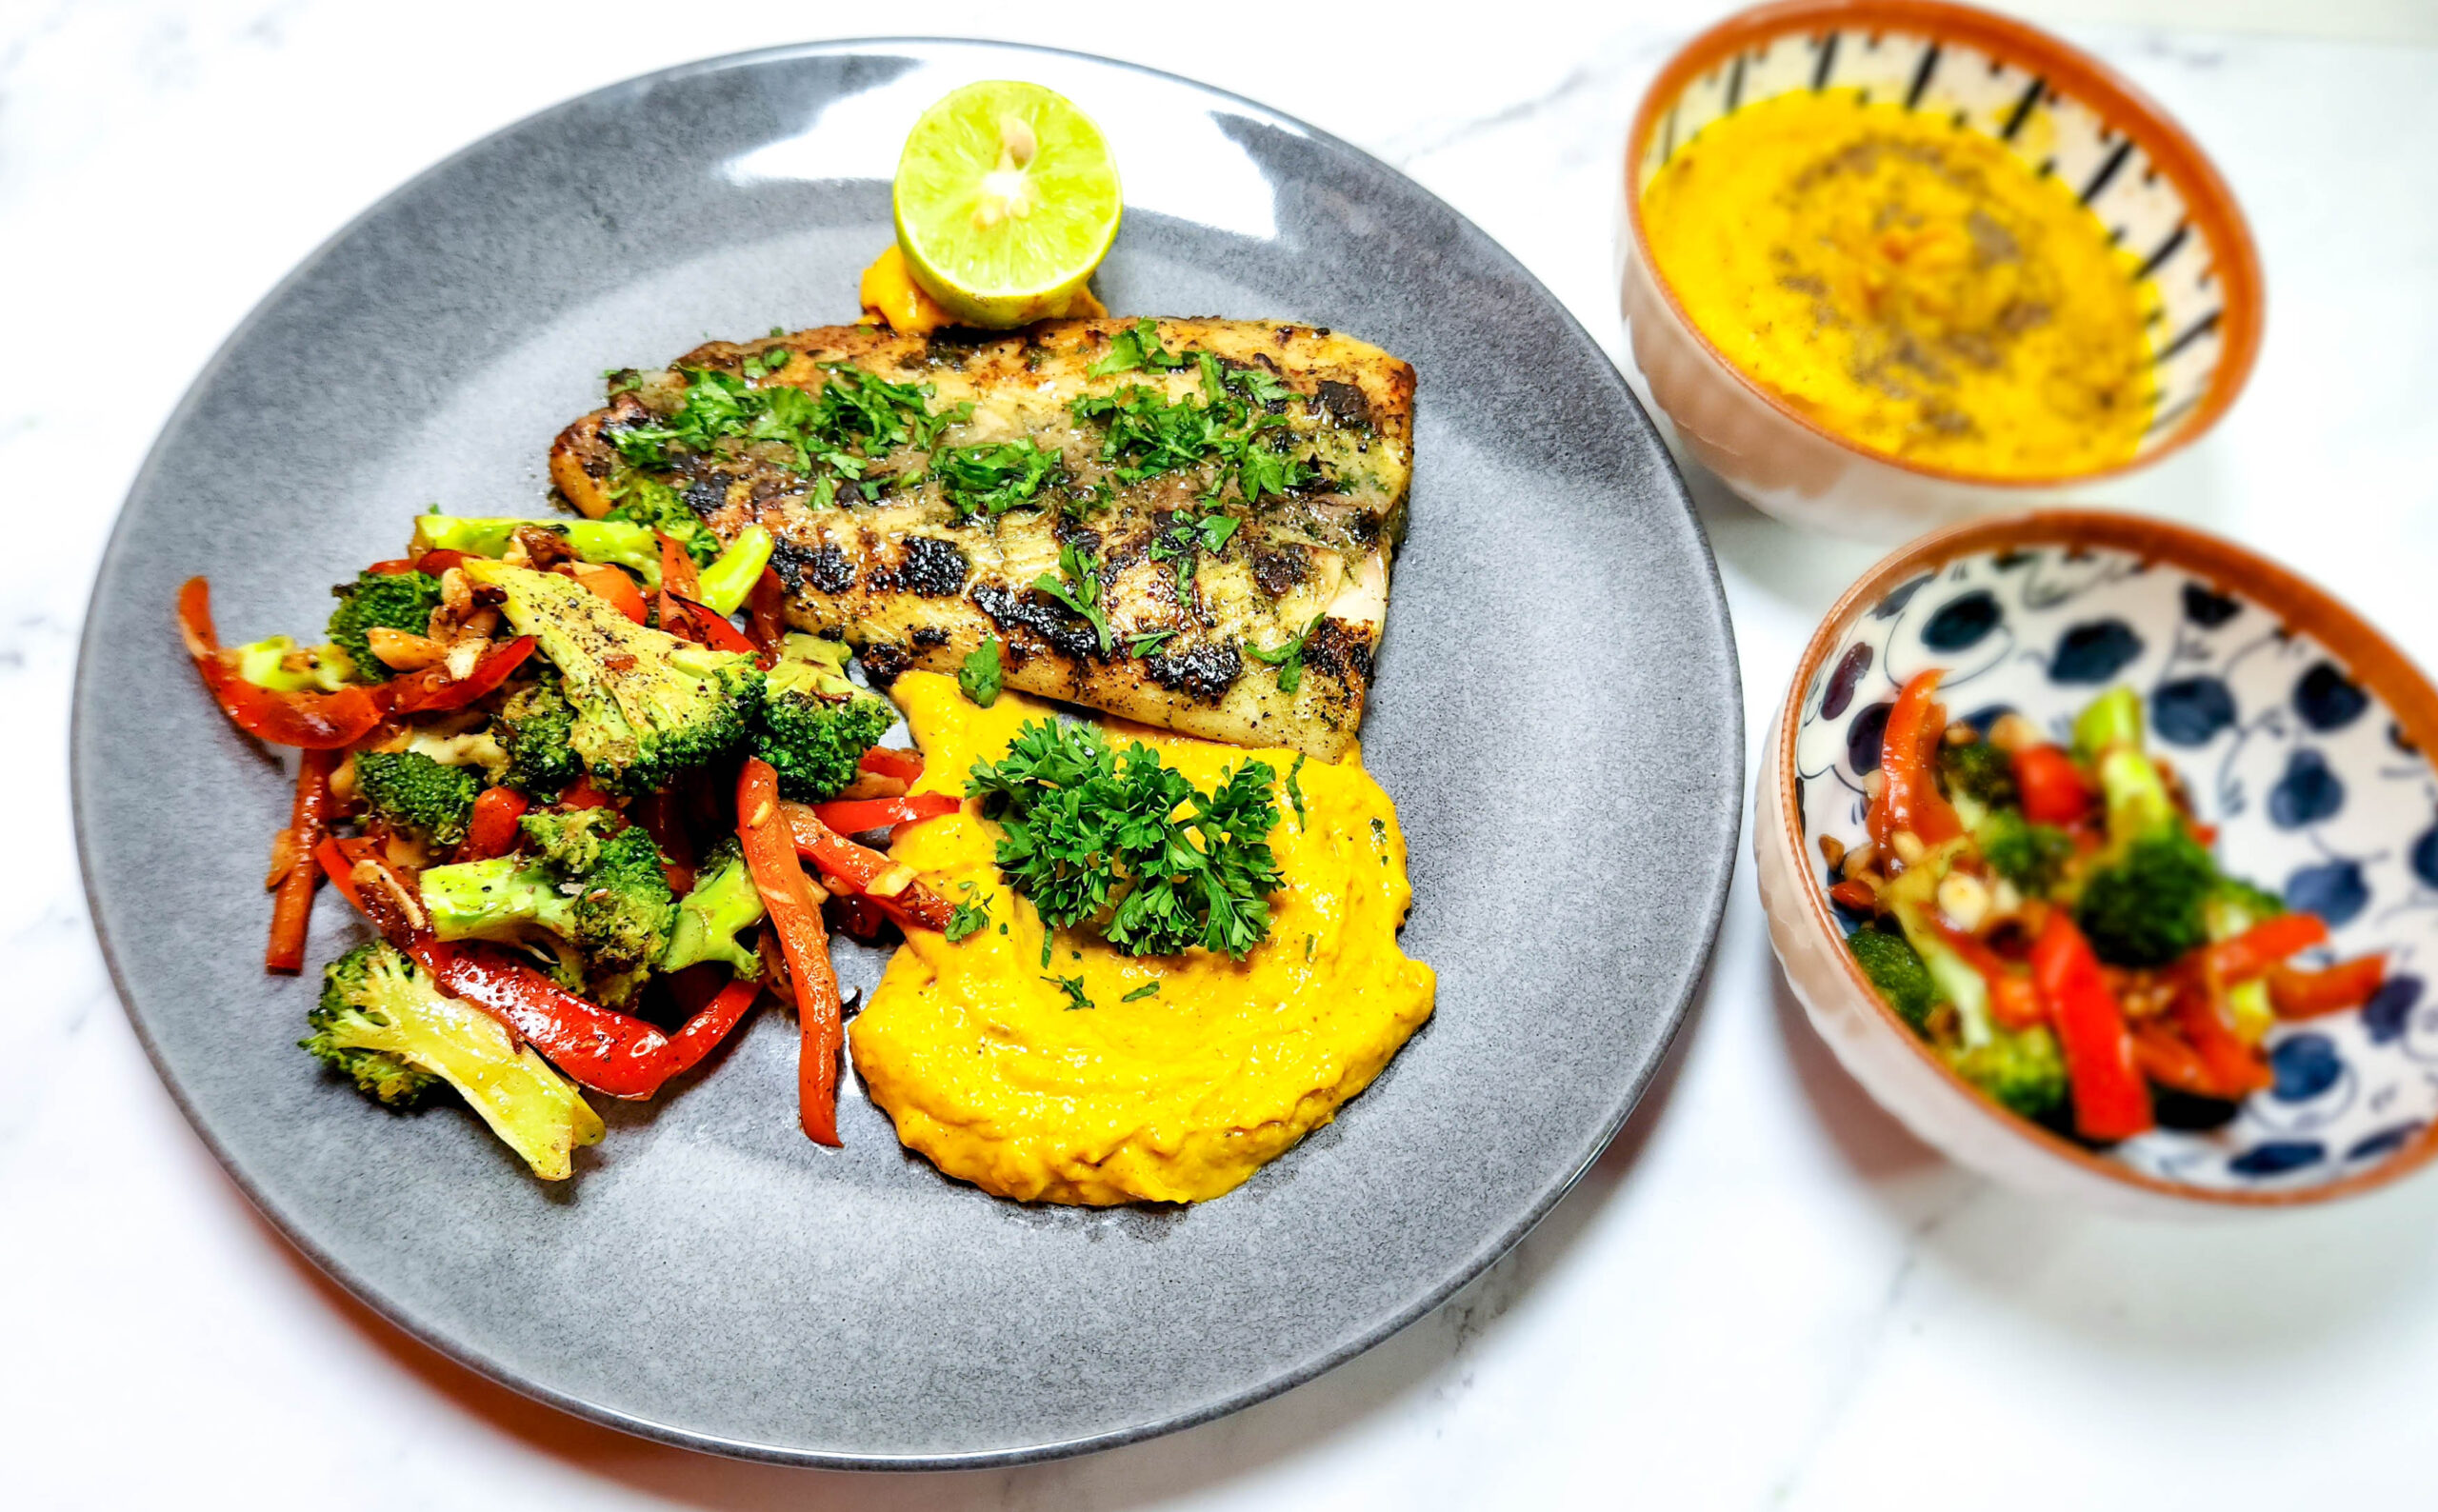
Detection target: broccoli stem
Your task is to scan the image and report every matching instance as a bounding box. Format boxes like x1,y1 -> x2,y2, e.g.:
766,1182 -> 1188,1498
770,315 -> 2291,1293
1880,839 -> 1994,1047
660,844 -> 766,977
420,855 -> 577,942
2095,747 -> 2177,845
697,525 -> 774,615
307,943 -> 602,1180
2072,686 -> 2145,765
411,515 -> 664,588
236,635 -> 356,692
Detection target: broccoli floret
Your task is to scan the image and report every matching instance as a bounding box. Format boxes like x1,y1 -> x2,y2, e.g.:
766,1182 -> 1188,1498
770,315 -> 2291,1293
1937,738 -> 2017,809
418,808 -> 676,1008
352,749 -> 480,846
603,475 -> 721,568
750,632 -> 895,802
1946,1025 -> 2068,1121
660,839 -> 766,978
467,561 -> 763,794
494,678 -> 584,798
412,514 -> 669,587
2075,826 -> 2218,967
1850,925 -> 1942,1031
302,942 -> 604,1180
327,568 -> 443,681
1978,810 -> 2074,893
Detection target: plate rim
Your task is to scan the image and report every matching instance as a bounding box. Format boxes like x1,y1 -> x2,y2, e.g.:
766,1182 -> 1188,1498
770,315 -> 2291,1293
70,35 -> 1745,1470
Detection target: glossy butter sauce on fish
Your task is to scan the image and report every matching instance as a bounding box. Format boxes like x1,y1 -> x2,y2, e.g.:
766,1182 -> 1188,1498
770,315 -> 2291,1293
551,318 -> 1414,759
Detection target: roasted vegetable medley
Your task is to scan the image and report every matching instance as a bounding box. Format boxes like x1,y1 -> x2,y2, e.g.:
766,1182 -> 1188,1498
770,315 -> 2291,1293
1835,671 -> 2386,1143
177,512 -> 969,1177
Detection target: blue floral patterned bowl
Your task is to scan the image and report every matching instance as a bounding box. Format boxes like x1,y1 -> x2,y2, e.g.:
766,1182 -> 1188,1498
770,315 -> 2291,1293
1756,509 -> 2438,1210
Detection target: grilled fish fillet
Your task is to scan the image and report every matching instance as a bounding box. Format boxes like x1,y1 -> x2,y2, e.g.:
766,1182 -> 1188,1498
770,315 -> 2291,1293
550,319 -> 1413,759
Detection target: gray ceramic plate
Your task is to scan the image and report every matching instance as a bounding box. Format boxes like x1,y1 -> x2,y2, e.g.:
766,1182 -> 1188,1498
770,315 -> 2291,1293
72,41 -> 1740,1466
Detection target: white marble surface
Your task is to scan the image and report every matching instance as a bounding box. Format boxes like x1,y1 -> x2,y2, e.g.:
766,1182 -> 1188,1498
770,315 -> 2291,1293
7,3 -> 2438,1506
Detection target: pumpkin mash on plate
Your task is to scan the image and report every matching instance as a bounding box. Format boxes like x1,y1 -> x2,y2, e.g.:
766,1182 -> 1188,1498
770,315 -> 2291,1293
849,672 -> 1436,1204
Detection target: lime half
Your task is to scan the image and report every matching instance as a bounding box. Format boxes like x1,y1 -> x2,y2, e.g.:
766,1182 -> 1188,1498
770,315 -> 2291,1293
894,81 -> 1122,328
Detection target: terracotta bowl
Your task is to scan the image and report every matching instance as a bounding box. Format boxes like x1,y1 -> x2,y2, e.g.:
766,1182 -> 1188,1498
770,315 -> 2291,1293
1755,510 -> 2438,1212
1620,0 -> 2264,538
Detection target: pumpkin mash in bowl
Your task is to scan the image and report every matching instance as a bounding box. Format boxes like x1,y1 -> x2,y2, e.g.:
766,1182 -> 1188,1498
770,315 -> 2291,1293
849,672 -> 1436,1204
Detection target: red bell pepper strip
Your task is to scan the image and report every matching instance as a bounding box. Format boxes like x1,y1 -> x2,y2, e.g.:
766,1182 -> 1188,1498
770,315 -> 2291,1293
780,802 -> 958,930
811,793 -> 961,834
557,776 -> 612,810
655,533 -> 703,642
1869,669 -> 1963,850
2031,911 -> 2153,1141
463,786 -> 530,862
387,635 -> 535,715
313,835 -> 755,1098
2012,744 -> 2092,826
364,558 -> 419,576
411,548 -> 470,576
1828,879 -> 1878,912
315,835 -> 368,911
747,567 -> 788,664
739,759 -> 844,1145
666,594 -> 758,655
2269,956 -> 2388,1019
658,530 -> 702,599
2130,1023 -> 2213,1096
178,579 -> 390,749
660,974 -> 764,1072
858,746 -> 926,785
265,749 -> 340,973
833,894 -> 889,941
2172,985 -> 2270,1097
1933,923 -> 2044,1031
430,946 -> 681,1099
567,562 -> 648,624
2201,914 -> 2330,982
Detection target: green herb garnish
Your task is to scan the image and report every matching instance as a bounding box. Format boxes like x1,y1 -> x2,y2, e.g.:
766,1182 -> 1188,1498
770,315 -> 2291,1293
1149,511 -> 1239,591
1044,974 -> 1095,1011
1121,982 -> 1161,1003
1068,376 -> 1319,506
1245,614 -> 1324,694
959,635 -> 1004,707
739,347 -> 792,380
1128,628 -> 1176,657
1088,319 -> 1190,377
969,719 -> 1284,959
934,439 -> 1065,522
946,898 -> 991,943
1286,753 -> 1308,829
610,363 -> 966,484
1033,543 -> 1112,653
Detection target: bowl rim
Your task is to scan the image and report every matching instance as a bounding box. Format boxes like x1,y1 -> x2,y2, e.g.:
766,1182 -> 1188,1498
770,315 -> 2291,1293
1624,0 -> 2266,493
1777,507 -> 2438,1206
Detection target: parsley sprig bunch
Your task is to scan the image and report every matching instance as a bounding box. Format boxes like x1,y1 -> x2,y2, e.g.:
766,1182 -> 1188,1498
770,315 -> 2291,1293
968,720 -> 1284,959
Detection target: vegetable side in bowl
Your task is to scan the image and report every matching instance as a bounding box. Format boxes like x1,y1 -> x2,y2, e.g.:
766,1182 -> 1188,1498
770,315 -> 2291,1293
1837,672 -> 2385,1146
